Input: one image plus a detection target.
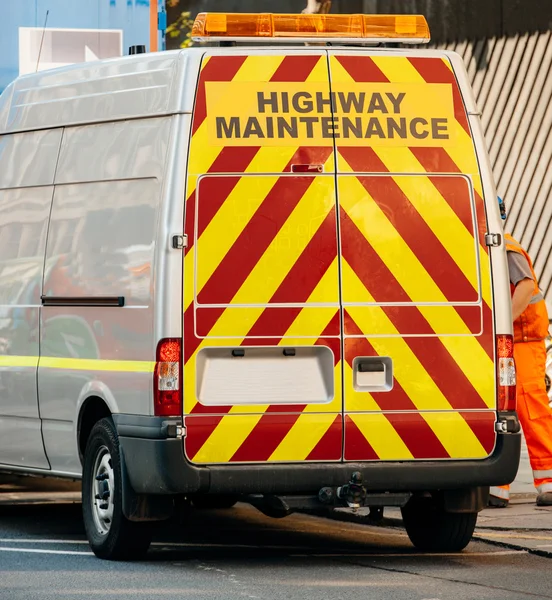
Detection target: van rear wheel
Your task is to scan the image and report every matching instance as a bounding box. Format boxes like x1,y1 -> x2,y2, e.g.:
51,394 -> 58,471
401,497 -> 477,553
82,418 -> 152,560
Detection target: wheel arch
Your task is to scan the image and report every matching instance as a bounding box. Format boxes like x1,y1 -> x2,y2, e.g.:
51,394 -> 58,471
75,380 -> 119,465
77,396 -> 113,465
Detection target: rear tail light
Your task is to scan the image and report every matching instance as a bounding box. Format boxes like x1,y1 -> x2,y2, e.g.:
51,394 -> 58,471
154,338 -> 182,416
497,334 -> 516,412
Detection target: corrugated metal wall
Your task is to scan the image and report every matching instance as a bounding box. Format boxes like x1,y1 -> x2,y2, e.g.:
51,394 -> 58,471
439,33 -> 552,309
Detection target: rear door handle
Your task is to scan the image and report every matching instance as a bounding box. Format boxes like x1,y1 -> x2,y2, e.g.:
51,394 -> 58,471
357,362 -> 385,373
353,357 -> 393,392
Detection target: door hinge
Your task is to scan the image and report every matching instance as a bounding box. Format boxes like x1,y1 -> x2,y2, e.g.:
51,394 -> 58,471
485,233 -> 502,247
172,234 -> 188,250
166,423 -> 185,438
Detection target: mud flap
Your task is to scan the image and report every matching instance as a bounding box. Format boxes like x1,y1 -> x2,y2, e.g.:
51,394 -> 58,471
120,446 -> 174,522
441,487 -> 489,513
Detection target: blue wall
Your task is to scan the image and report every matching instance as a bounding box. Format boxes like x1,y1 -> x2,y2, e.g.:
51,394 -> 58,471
1,0 -> 164,93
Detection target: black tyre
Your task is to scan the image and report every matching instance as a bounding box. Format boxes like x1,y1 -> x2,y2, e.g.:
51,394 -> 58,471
82,417 -> 152,560
401,497 -> 477,553
191,495 -> 239,510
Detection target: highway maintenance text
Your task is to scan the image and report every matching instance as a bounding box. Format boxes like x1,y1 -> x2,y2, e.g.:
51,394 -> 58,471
206,82 -> 456,147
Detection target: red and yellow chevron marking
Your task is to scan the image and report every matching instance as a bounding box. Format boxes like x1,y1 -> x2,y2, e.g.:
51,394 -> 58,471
345,411 -> 496,461
184,54 -> 343,464
331,54 -> 489,248
182,52 -> 497,465
329,54 -> 495,461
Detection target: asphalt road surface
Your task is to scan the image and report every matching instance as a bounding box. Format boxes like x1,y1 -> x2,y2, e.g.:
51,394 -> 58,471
0,476 -> 551,600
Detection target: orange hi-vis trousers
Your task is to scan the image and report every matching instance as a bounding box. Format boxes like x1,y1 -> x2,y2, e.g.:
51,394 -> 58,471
491,340 -> 552,501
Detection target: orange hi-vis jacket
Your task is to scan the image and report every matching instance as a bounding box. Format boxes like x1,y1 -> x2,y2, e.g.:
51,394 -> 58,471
505,233 -> 549,343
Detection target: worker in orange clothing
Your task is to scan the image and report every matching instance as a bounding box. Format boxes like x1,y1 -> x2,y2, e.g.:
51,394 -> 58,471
490,197 -> 552,507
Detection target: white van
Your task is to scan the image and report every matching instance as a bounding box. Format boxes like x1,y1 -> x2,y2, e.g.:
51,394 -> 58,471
0,12 -> 520,560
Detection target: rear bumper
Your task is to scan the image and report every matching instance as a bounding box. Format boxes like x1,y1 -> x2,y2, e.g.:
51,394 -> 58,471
115,415 -> 522,496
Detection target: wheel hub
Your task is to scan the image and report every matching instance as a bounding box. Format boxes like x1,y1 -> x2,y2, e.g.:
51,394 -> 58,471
91,446 -> 115,536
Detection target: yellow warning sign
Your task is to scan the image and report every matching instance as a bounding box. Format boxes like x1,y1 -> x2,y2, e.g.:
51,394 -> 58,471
205,82 -> 456,147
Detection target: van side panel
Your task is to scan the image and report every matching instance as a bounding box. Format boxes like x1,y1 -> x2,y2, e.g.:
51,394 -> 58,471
328,52 -> 496,461
38,118 -> 171,474
0,129 -> 62,469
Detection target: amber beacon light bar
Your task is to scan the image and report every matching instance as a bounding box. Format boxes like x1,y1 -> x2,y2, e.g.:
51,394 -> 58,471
191,13 -> 431,45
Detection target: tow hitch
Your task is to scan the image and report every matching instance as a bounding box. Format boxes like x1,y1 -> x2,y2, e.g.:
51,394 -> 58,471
246,472 -> 411,519
336,471 -> 366,509
319,471 -> 411,511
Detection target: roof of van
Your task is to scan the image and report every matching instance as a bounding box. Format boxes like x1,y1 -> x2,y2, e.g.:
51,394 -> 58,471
0,46 -> 465,135
0,49 -> 196,135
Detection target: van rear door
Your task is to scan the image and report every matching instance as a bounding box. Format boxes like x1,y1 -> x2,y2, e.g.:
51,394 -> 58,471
183,52 -> 344,465
328,51 -> 497,461
183,50 -> 497,467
